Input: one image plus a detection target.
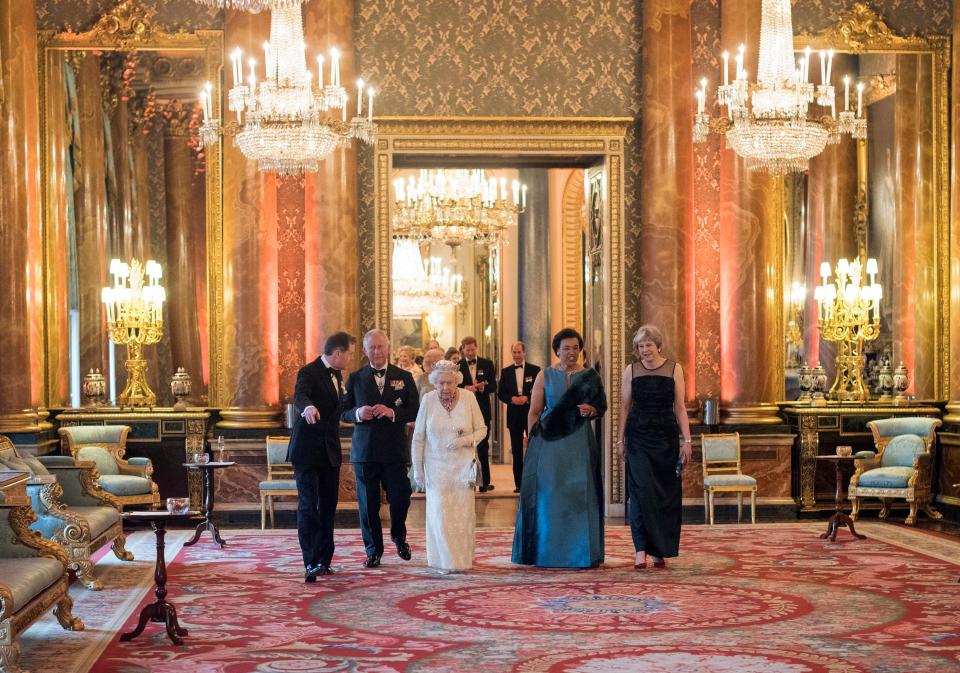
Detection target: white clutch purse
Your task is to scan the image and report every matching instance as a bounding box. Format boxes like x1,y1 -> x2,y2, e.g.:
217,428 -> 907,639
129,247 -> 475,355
460,455 -> 482,488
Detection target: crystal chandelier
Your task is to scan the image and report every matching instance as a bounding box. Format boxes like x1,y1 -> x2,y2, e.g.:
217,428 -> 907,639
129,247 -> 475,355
101,259 -> 166,406
198,2 -> 377,174
814,257 -> 882,401
190,0 -> 303,12
694,0 -> 866,174
392,240 -> 463,317
393,169 -> 526,247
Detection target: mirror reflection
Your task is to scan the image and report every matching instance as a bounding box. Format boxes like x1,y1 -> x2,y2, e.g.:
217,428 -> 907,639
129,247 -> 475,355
784,50 -> 937,402
45,48 -> 210,407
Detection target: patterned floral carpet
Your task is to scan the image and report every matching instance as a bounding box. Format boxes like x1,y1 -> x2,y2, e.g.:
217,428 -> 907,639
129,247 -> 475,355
22,523 -> 960,673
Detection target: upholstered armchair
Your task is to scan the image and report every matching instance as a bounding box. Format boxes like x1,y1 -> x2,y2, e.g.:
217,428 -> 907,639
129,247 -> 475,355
0,472 -> 83,673
849,417 -> 942,525
0,435 -> 134,590
58,426 -> 160,510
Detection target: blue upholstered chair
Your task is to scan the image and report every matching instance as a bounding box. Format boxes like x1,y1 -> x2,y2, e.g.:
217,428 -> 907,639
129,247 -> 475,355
701,432 -> 757,524
849,417 -> 942,525
58,425 -> 160,510
0,470 -> 83,673
0,435 -> 133,590
259,436 -> 297,529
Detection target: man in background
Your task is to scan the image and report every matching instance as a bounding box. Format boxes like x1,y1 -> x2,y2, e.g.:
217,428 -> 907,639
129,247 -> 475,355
498,342 -> 540,493
458,336 -> 498,492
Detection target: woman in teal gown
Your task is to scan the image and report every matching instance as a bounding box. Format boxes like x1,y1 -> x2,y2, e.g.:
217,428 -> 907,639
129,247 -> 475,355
512,328 -> 607,568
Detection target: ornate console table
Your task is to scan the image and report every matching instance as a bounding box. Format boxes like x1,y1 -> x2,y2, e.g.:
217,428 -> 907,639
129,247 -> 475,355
55,409 -> 211,507
780,404 -> 941,511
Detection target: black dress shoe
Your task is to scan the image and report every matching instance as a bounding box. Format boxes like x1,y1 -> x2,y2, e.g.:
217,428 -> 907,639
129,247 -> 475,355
396,541 -> 412,560
363,554 -> 381,568
316,565 -> 334,576
513,488 -> 520,493
304,565 -> 320,583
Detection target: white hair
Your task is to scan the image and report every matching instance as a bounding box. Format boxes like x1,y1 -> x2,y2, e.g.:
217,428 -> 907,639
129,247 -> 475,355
363,329 -> 389,349
428,359 -> 463,386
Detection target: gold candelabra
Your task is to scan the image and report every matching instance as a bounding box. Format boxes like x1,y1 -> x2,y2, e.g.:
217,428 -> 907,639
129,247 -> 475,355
814,257 -> 881,401
101,259 -> 165,406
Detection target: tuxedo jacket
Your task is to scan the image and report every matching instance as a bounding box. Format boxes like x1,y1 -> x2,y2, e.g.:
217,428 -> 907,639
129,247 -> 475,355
340,364 -> 419,463
287,357 -> 344,467
458,357 -> 498,423
497,362 -> 541,429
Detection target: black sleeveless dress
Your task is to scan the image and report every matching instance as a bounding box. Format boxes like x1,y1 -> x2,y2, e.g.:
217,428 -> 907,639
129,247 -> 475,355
625,360 -> 682,558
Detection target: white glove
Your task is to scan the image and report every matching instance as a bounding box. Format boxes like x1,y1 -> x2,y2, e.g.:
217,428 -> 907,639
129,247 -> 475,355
412,467 -> 426,492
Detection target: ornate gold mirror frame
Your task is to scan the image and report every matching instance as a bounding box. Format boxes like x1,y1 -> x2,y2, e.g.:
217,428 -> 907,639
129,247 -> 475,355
373,116 -> 631,510
793,3 -> 950,400
37,1 -> 224,408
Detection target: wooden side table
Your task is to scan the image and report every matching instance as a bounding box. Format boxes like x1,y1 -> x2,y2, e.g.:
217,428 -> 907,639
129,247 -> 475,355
182,461 -> 235,548
120,511 -> 202,645
816,454 -> 866,542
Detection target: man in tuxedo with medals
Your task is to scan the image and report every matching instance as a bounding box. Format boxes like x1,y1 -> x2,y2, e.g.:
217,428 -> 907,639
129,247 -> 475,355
287,331 -> 356,582
497,341 -> 540,493
341,329 -> 420,567
458,336 -> 498,492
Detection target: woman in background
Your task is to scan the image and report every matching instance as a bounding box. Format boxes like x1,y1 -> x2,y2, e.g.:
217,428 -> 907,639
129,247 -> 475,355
416,348 -> 445,396
397,345 -> 423,377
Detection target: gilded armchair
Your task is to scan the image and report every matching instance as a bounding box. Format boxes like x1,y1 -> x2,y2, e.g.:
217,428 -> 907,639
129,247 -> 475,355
0,471 -> 83,673
849,417 -> 942,525
58,426 -> 160,510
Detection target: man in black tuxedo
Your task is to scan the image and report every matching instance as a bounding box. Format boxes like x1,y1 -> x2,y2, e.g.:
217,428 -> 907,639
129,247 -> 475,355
341,329 -> 419,567
458,335 -> 498,492
497,341 -> 540,493
287,331 -> 356,582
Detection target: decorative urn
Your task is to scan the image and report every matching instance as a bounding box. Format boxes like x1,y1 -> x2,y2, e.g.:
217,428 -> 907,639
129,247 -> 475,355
171,367 -> 192,410
81,368 -> 106,407
797,362 -> 813,402
877,360 -> 894,401
811,363 -> 828,405
893,361 -> 910,404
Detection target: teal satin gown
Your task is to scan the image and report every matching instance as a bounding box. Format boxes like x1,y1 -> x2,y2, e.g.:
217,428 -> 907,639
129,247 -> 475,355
511,367 -> 606,568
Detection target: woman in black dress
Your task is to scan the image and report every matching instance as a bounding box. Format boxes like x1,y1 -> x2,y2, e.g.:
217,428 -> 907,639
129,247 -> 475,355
617,325 -> 692,569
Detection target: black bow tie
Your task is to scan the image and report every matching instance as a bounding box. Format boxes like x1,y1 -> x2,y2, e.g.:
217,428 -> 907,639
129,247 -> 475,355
514,364 -> 524,369
467,360 -> 477,366
373,368 -> 386,377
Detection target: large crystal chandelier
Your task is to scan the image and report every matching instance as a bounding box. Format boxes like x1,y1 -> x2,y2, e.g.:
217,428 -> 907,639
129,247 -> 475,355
814,257 -> 882,401
392,240 -> 463,317
393,169 -> 525,247
694,0 -> 866,174
198,2 -> 377,174
190,0 -> 303,12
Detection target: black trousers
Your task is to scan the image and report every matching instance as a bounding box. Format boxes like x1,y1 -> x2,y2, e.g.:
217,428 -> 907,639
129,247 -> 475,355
353,461 -> 412,557
293,462 -> 340,568
477,421 -> 492,487
507,424 -> 526,489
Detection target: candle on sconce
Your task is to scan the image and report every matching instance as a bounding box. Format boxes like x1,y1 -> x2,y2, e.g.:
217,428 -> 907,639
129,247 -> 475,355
356,79 -> 364,115
843,75 -> 850,111
317,55 -> 324,89
199,90 -> 208,122
262,42 -> 271,80
737,43 -> 745,80
818,49 -> 826,84
856,81 -> 864,117
204,81 -> 213,119
367,88 -> 374,121
231,48 -> 242,88
248,58 -> 257,90
499,177 -> 507,201
342,95 -> 347,122
825,49 -> 834,83
511,180 -> 519,205
521,184 -> 527,209
802,46 -> 811,82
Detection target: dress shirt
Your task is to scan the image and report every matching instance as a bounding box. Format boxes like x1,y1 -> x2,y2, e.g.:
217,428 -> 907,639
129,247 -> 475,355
356,364 -> 394,422
514,362 -> 525,398
301,355 -> 341,419
468,360 -> 477,384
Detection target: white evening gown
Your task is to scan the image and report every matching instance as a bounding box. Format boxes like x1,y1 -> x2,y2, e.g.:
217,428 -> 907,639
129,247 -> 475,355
411,390 -> 487,571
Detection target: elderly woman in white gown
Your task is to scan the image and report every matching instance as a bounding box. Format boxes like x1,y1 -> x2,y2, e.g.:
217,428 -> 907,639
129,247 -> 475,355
411,360 -> 487,573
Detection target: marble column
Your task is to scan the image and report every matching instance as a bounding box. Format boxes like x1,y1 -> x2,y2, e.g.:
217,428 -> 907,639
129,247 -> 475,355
220,9 -> 281,426
0,0 -> 44,432
640,0 -> 694,398
949,0 -> 960,421
518,169 -> 551,369
718,0 -> 781,423
302,0 -> 359,368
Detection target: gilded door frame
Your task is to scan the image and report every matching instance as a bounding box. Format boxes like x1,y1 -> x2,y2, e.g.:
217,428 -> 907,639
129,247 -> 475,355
373,116 -> 631,511
794,2 -> 951,400
36,0 -> 225,408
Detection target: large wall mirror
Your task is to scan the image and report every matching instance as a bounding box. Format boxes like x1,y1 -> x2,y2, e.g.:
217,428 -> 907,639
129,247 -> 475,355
783,4 -> 949,402
39,1 -> 223,408
373,117 -> 630,512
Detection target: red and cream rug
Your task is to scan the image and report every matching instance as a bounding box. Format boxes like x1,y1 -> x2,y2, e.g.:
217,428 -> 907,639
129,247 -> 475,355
21,523 -> 960,672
